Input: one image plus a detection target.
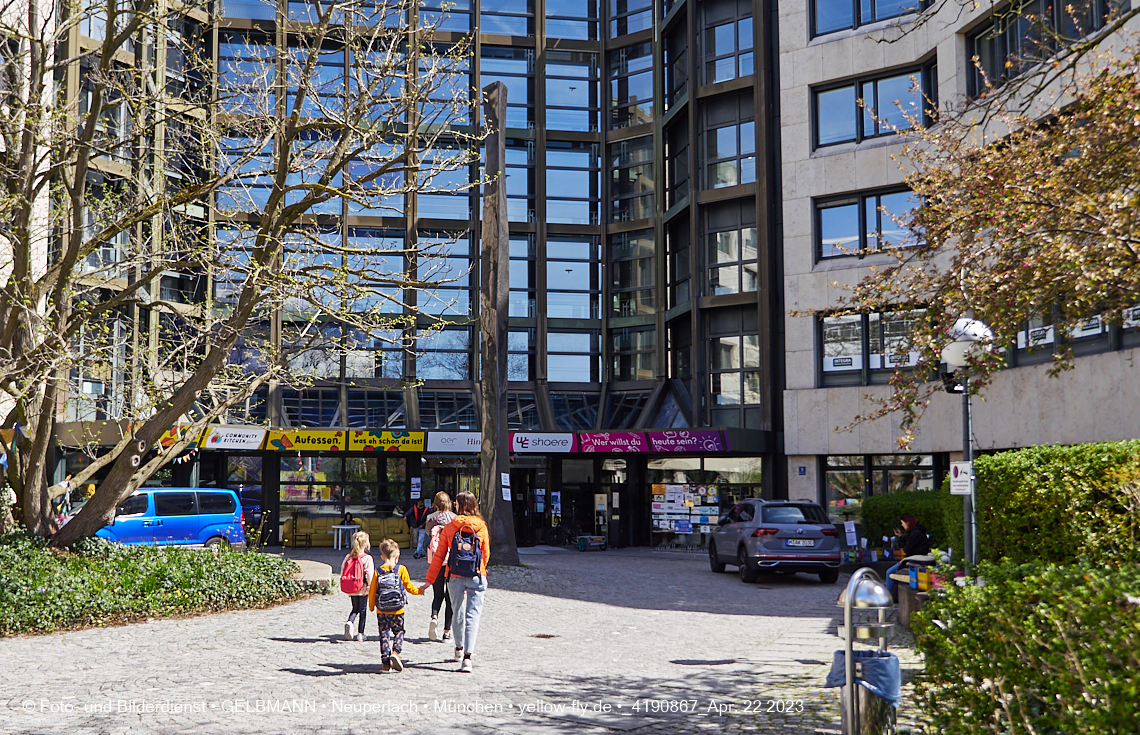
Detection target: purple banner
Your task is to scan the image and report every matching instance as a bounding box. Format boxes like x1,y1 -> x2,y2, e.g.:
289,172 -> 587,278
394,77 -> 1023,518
578,432 -> 648,453
647,430 -> 725,453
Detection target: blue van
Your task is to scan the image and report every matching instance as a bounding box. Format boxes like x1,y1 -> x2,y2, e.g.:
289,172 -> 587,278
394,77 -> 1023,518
96,488 -> 246,548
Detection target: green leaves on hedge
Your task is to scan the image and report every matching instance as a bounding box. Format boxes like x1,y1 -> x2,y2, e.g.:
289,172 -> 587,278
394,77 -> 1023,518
860,488 -> 957,551
973,440 -> 1140,566
914,562 -> 1140,735
0,533 -> 303,635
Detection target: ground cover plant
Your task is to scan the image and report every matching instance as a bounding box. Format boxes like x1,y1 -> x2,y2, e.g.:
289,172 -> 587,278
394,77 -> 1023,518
0,533 -> 303,635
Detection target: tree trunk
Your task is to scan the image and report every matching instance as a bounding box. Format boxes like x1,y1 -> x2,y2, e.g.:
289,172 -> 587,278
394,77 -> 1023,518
478,81 -> 519,567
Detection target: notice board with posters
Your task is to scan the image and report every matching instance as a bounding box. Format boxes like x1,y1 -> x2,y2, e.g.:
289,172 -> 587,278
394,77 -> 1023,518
650,484 -> 722,540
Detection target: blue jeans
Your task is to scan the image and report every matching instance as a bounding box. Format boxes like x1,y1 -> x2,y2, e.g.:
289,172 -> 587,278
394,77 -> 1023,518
414,528 -> 427,556
447,575 -> 487,656
885,561 -> 905,599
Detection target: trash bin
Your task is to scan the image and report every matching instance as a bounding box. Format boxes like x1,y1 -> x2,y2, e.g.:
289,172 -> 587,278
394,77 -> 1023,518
825,649 -> 900,735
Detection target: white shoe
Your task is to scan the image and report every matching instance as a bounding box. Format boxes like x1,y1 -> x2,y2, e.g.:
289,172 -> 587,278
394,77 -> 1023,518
460,657 -> 473,673
344,621 -> 354,641
429,618 -> 439,641
454,647 -> 463,662
355,634 -> 364,642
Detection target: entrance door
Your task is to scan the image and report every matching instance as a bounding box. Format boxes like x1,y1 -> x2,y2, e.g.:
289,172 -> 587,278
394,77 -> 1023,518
510,469 -> 536,547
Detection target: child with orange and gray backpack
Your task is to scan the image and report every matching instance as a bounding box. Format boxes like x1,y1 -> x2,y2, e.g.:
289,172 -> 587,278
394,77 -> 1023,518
368,538 -> 424,672
339,531 -> 375,642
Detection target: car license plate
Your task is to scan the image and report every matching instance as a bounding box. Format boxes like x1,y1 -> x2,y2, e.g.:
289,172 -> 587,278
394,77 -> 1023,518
786,539 -> 815,547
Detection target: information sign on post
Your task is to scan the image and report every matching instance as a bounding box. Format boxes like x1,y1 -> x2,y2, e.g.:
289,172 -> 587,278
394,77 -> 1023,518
949,461 -> 973,495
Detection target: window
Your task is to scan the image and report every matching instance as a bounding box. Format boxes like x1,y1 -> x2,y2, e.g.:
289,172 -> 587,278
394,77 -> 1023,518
813,0 -> 920,37
665,119 -> 690,206
480,47 -> 534,129
824,454 -> 936,525
345,229 -> 405,313
416,327 -> 474,380
705,199 -> 758,296
346,391 -> 406,428
707,307 -> 762,428
602,391 -> 651,428
816,189 -> 917,259
510,234 -> 536,317
480,0 -> 534,36
967,0 -> 1122,94
419,45 -> 472,126
610,136 -> 654,222
664,24 -> 688,108
155,492 -> 197,517
814,64 -> 936,147
197,492 -> 237,515
418,390 -> 478,429
284,41 -> 344,119
282,389 -> 340,427
611,327 -> 656,381
546,50 -> 601,132
546,0 -> 600,39
819,310 -> 925,386
703,0 -> 753,84
481,140 -> 535,223
609,42 -> 654,129
117,495 -> 148,516
610,229 -> 656,317
762,504 -> 830,524
546,141 -> 601,224
667,216 -> 691,307
548,331 -> 601,382
509,329 -> 535,380
551,392 -> 601,429
420,0 -> 472,31
417,142 -> 474,221
417,233 -> 472,316
611,0 -> 652,37
508,392 -> 542,429
706,121 -> 756,189
547,236 -> 601,319
218,31 -> 275,115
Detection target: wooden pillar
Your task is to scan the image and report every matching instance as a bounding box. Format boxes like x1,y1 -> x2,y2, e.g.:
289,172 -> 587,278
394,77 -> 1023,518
479,81 -> 520,566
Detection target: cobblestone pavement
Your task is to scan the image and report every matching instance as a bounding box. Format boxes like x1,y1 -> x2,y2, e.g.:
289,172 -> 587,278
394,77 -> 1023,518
0,547 -> 924,734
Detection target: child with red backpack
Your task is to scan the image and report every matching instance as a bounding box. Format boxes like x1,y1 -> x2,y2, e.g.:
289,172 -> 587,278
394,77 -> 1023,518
368,538 -> 424,672
419,491 -> 490,673
424,491 -> 456,641
339,531 -> 375,642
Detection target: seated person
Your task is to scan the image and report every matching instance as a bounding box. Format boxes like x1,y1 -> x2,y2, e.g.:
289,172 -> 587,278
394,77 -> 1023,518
884,513 -> 931,600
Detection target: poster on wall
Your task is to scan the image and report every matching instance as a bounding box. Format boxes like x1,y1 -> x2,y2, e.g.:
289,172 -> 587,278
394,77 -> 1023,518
410,477 -> 421,500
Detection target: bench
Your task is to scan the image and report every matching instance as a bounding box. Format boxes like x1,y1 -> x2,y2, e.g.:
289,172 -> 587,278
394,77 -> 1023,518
890,573 -> 929,630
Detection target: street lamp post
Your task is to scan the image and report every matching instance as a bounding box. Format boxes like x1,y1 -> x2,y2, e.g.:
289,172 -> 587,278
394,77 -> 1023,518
940,317 -> 992,566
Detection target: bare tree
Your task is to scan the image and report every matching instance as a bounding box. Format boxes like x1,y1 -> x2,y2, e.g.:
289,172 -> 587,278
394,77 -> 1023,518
0,0 -> 479,543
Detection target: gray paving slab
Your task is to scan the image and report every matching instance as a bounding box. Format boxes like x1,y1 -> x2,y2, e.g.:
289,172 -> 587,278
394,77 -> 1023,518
1,548 -> 924,733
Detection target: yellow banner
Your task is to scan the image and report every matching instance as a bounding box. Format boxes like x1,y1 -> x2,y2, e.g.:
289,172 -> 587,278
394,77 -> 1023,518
266,429 -> 345,451
348,430 -> 425,452
156,426 -> 201,450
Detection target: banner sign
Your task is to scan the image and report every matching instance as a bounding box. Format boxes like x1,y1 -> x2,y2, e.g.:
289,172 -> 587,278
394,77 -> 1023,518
156,426 -> 201,450
510,432 -> 576,453
646,430 -> 725,453
266,429 -> 345,451
426,432 -> 481,452
578,431 -> 648,453
200,426 -> 266,450
347,430 -> 424,452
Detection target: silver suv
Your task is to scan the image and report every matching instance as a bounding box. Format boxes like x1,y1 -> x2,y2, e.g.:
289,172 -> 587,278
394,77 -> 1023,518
708,500 -> 841,584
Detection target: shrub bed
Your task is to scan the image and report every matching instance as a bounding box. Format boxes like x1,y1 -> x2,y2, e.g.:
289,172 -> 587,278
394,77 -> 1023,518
914,562 -> 1140,735
0,533 -> 303,635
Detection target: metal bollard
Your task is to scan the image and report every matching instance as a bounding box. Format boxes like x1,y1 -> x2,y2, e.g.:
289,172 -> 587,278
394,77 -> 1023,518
838,568 -> 897,735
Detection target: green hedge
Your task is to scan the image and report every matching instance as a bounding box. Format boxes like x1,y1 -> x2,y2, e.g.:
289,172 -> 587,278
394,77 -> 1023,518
0,533 -> 303,635
914,562 -> 1140,735
973,440 -> 1140,565
860,489 -> 955,550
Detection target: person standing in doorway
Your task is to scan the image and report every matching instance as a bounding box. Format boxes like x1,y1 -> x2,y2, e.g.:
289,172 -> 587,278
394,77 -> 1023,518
404,498 -> 429,559
424,491 -> 456,641
420,491 -> 489,673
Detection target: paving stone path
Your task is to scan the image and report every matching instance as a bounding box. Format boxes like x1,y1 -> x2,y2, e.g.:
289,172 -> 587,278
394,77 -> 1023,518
0,547 -> 924,734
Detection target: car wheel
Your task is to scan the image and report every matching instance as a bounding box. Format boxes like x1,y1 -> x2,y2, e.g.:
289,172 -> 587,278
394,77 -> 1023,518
738,547 -> 759,583
204,536 -> 230,549
709,542 -> 726,573
818,570 -> 840,584
600,541 -> 607,552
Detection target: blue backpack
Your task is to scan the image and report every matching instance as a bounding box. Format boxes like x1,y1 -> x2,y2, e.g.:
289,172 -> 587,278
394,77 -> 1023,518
449,524 -> 481,577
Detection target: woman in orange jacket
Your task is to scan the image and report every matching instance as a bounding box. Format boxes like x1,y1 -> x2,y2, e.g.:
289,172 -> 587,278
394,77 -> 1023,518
420,491 -> 489,673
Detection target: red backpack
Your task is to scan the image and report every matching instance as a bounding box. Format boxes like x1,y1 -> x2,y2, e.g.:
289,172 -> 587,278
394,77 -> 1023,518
340,555 -> 365,594
427,524 -> 448,566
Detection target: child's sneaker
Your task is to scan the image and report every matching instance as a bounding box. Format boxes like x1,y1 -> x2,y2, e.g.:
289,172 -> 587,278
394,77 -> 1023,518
428,618 -> 439,641
344,621 -> 354,641
390,654 -> 404,672
382,663 -> 392,673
